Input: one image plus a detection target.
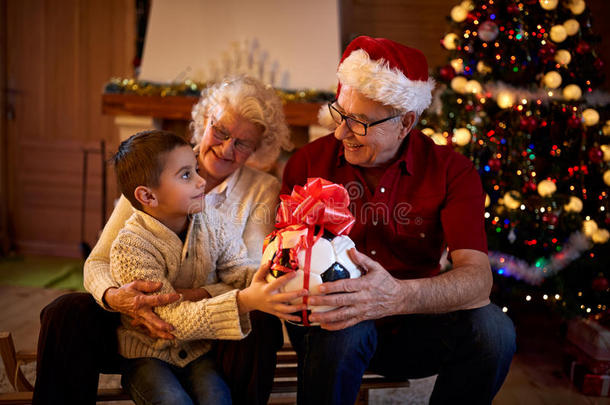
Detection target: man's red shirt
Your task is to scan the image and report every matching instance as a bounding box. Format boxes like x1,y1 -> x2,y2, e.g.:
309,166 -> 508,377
281,130 -> 487,280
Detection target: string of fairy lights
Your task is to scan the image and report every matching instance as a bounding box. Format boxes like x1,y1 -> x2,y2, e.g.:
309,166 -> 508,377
421,0 -> 609,315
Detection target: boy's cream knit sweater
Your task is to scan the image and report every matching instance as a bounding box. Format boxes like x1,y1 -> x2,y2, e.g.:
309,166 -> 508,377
110,206 -> 257,367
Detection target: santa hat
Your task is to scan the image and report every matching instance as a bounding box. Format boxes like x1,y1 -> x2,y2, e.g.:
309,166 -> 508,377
319,36 -> 435,128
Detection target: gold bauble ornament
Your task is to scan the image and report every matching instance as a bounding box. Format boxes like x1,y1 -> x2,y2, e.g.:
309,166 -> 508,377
583,219 -> 598,237
582,108 -> 600,127
503,191 -> 522,210
563,196 -> 583,213
603,120 -> 610,136
563,19 -> 580,36
569,0 -> 586,15
485,194 -> 491,208
539,0 -> 558,10
421,128 -> 434,136
452,128 -> 472,146
450,58 -> 464,73
461,0 -> 474,10
443,33 -> 459,50
563,84 -> 582,101
451,5 -> 468,22
592,229 -> 610,244
601,145 -> 610,162
430,133 -> 448,145
604,169 -> 610,186
543,71 -> 562,89
496,90 -> 516,109
537,179 -> 557,197
465,80 -> 483,94
554,49 -> 572,66
477,61 -> 492,74
550,25 -> 567,43
450,76 -> 468,94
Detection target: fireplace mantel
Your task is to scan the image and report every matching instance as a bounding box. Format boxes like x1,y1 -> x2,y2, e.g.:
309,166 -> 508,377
102,93 -> 323,127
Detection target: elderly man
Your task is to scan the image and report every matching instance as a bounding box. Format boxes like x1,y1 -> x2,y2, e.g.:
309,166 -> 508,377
281,36 -> 515,405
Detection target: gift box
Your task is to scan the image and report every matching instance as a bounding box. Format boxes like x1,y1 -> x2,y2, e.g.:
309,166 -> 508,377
566,318 -> 610,362
264,178 -> 359,326
564,340 -> 610,375
565,358 -> 610,397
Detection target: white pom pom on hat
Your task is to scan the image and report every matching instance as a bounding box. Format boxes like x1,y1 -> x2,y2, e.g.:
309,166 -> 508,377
319,36 -> 435,128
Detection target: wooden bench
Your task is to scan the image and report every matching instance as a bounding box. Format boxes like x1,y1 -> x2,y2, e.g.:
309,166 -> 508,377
1,331 -> 409,404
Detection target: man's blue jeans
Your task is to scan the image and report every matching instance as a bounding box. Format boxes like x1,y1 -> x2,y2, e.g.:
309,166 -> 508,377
286,303 -> 516,405
120,352 -> 231,405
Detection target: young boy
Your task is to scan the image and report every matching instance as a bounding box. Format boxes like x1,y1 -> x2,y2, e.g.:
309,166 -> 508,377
110,130 -> 305,405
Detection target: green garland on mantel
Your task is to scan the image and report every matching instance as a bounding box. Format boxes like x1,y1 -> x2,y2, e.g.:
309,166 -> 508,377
104,77 -> 335,103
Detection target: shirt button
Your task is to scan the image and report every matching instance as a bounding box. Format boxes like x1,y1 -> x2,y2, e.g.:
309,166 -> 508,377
371,250 -> 376,256
420,233 -> 426,238
380,187 -> 386,193
179,350 -> 187,359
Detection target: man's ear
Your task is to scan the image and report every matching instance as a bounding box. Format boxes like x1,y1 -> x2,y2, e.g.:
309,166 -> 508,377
399,111 -> 417,139
134,186 -> 158,208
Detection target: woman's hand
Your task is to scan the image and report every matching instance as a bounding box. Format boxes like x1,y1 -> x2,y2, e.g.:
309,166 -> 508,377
237,261 -> 308,322
103,280 -> 181,339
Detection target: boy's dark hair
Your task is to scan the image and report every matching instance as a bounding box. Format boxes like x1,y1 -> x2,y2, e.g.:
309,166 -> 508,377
112,130 -> 190,210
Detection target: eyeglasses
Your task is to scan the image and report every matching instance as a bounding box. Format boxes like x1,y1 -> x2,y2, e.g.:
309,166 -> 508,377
328,101 -> 401,137
209,120 -> 257,155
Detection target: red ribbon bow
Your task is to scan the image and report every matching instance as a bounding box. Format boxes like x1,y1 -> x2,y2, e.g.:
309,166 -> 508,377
276,177 -> 355,236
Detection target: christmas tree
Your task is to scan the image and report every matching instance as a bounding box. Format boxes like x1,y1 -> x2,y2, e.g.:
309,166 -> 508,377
420,0 -> 609,318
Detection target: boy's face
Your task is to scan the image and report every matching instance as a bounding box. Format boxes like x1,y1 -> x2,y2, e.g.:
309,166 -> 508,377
151,145 -> 206,217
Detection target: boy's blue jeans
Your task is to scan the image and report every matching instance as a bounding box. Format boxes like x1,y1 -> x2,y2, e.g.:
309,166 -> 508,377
121,352 -> 231,405
286,303 -> 516,405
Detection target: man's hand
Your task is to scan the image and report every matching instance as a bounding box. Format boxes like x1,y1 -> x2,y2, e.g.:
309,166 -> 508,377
237,261 -> 308,323
103,280 -> 181,339
307,249 -> 403,330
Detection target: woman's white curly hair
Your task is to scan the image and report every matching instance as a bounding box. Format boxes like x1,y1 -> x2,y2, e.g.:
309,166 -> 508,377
190,75 -> 293,171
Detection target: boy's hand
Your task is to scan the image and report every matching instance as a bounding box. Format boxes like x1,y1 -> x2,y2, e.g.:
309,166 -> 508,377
175,287 -> 211,302
104,280 -> 180,339
237,261 -> 308,322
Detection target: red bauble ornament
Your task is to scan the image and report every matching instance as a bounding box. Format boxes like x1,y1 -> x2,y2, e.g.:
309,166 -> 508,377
542,213 -> 558,225
488,158 -> 502,171
507,3 -> 520,14
439,65 -> 456,82
522,181 -> 538,194
567,115 -> 582,128
588,147 -> 604,164
576,40 -> 591,54
538,43 -> 556,63
519,117 -> 529,130
592,275 -> 609,292
520,116 -> 538,132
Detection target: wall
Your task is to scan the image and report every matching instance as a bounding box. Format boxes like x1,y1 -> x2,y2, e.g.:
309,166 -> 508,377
2,0 -> 134,257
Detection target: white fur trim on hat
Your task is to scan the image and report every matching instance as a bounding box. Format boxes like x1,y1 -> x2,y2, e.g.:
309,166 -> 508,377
337,49 -> 435,115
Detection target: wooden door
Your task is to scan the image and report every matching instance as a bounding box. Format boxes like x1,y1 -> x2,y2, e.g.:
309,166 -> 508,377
1,0 -> 134,257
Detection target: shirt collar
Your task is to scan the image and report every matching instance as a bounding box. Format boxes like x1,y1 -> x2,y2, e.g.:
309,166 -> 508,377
208,165 -> 242,197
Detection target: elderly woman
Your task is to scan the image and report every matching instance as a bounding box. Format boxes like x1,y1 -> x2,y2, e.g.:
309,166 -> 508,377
32,76 -> 292,405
